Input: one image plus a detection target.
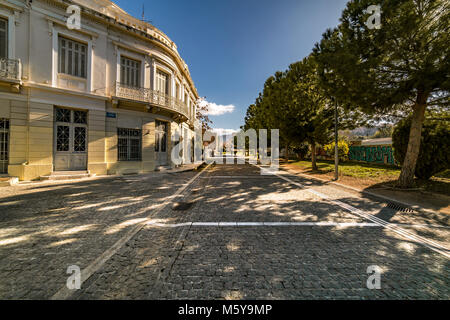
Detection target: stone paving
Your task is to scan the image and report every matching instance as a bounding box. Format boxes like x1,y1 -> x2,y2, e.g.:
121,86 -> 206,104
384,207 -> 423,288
0,171 -> 198,299
0,164 -> 449,299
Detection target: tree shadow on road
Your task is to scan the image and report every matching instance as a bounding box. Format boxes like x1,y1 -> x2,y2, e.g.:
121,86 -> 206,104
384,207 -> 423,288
0,164 -> 448,300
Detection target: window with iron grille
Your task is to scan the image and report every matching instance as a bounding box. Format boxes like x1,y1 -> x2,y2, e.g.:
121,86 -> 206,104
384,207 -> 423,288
120,57 -> 141,87
58,36 -> 87,78
117,128 -> 142,161
0,118 -> 9,174
0,18 -> 8,59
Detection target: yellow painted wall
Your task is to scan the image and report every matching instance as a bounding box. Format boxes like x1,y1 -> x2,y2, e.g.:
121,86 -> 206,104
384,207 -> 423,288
2,95 -> 192,180
88,109 -> 108,175
6,99 -> 54,180
1,0 -> 199,180
142,118 -> 156,173
105,112 -> 158,175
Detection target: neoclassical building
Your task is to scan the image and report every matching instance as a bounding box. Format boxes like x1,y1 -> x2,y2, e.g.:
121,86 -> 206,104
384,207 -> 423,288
0,0 -> 200,181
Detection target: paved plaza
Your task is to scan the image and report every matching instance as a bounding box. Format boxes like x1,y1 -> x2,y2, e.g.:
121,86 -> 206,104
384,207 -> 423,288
0,164 -> 449,299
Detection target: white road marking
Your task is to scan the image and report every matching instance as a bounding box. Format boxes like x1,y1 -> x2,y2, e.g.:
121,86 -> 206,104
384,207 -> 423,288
254,164 -> 450,258
219,222 -> 238,227
51,164 -> 212,300
282,167 -> 441,216
193,222 -> 219,227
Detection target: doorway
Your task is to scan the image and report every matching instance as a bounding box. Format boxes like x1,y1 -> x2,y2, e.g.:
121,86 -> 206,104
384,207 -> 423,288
54,107 -> 88,171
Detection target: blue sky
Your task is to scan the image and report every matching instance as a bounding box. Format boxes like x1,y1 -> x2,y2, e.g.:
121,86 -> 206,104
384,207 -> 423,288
114,0 -> 349,132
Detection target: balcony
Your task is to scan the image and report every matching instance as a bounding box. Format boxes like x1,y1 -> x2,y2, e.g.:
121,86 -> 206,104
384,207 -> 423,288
0,58 -> 22,92
114,82 -> 190,121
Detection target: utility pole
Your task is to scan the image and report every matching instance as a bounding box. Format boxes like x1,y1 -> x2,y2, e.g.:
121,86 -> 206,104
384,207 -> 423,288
334,99 -> 339,181
323,68 -> 339,181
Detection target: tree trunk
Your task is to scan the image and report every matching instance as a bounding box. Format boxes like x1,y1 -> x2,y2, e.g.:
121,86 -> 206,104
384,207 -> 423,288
397,92 -> 428,188
285,143 -> 289,162
311,142 -> 318,171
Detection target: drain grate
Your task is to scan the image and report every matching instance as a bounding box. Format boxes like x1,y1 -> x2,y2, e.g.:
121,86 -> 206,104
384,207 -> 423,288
172,202 -> 195,211
386,202 -> 416,213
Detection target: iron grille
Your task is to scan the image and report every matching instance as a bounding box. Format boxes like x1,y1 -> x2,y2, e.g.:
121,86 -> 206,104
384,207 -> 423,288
56,126 -> 70,152
117,128 -> 142,161
386,202 -> 416,213
74,127 -> 87,152
0,118 -> 9,174
74,110 -> 87,124
55,108 -> 88,153
55,108 -> 71,122
115,82 -> 189,118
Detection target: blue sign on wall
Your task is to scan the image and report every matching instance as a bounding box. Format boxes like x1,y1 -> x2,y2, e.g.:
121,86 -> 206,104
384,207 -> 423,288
106,112 -> 117,119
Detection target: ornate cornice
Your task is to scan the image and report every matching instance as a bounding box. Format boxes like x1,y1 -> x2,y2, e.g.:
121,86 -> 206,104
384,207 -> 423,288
43,0 -> 198,98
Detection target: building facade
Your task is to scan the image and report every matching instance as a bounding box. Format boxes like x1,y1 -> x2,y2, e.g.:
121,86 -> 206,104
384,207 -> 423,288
0,0 -> 200,181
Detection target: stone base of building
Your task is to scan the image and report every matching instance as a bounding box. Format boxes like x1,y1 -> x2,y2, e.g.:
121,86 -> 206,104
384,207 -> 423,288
106,161 -> 157,176
88,163 -> 108,176
7,163 -> 111,181
8,164 -> 53,181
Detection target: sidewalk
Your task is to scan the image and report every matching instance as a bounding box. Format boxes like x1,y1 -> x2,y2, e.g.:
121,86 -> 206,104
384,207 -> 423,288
2,163 -> 206,188
281,163 -> 450,215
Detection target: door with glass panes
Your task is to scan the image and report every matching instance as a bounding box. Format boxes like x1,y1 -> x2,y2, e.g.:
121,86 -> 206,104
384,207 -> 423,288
54,107 -> 88,171
155,120 -> 168,166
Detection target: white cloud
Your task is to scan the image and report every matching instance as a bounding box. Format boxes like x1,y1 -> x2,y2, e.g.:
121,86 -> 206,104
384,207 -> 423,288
199,100 -> 235,116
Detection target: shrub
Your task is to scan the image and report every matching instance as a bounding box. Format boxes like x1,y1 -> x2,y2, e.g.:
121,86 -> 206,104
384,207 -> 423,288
323,140 -> 349,162
392,116 -> 450,180
293,144 -> 309,160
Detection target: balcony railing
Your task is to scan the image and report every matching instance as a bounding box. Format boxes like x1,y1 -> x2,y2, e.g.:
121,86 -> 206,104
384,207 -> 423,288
0,58 -> 21,82
115,82 -> 189,118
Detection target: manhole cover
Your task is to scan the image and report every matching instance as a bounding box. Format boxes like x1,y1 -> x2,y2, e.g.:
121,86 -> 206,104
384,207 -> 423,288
386,202 -> 415,213
172,202 -> 194,211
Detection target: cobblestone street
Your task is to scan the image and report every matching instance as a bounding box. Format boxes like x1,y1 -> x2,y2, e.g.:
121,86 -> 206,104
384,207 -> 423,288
0,164 -> 449,299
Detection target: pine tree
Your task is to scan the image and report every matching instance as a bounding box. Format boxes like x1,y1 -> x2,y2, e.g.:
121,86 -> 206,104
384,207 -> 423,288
314,0 -> 449,187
